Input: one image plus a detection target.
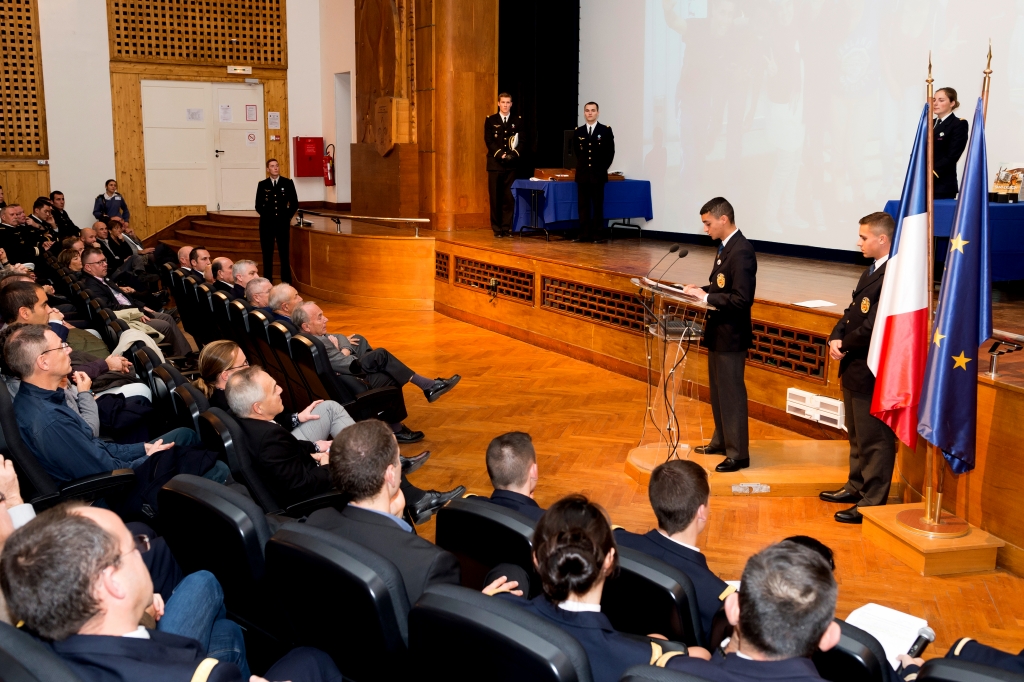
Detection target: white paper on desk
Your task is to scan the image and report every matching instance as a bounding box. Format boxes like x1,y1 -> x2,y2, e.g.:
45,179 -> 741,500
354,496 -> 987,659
725,580 -> 741,590
845,603 -> 928,670
793,299 -> 836,308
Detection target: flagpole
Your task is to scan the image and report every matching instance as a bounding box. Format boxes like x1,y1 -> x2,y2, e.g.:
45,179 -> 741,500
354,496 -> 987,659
924,54 -> 937,524
982,41 -> 993,123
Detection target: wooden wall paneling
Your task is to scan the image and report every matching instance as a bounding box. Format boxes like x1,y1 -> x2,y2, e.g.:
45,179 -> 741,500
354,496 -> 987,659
0,0 -> 48,159
0,160 -> 49,207
415,0 -> 435,217
109,70 -> 149,234
261,76 -> 290,171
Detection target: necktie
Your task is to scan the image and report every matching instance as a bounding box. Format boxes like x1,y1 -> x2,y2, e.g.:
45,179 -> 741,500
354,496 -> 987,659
717,243 -> 724,254
588,125 -> 593,136
869,262 -> 876,275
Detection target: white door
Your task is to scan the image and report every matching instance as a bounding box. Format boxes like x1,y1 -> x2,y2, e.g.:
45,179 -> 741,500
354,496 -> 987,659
213,83 -> 266,210
140,81 -> 214,207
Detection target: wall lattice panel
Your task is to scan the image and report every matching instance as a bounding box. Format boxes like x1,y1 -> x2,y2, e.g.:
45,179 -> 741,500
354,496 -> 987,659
453,257 -> 533,304
0,0 -> 46,158
541,277 -> 645,334
107,0 -> 287,66
435,251 -> 450,282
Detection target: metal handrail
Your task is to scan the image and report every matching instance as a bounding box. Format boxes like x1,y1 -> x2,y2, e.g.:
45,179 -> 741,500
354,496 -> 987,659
295,208 -> 430,237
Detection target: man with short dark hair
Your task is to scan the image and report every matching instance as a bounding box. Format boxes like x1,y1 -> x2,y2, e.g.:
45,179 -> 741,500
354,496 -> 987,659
666,541 -> 841,681
1,203 -> 53,267
50,190 -> 81,237
820,212 -> 897,524
484,92 -> 524,237
571,101 -> 615,242
26,196 -> 56,236
614,459 -> 727,639
683,197 -> 757,472
255,158 -> 298,283
483,431 -> 543,522
189,247 -> 211,280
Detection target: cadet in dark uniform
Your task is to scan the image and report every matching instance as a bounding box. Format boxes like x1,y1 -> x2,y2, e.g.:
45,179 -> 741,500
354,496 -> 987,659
254,158 -> 299,284
932,87 -> 969,200
683,197 -> 756,472
572,101 -> 615,242
820,212 -> 897,524
485,92 -> 524,237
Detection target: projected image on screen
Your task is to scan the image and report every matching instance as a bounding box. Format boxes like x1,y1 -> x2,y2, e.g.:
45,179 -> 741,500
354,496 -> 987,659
641,0 -> 1024,250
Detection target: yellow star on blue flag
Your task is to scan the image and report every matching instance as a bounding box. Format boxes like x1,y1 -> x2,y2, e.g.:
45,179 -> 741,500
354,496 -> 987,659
951,351 -> 971,370
933,330 -> 945,347
950,233 -> 970,253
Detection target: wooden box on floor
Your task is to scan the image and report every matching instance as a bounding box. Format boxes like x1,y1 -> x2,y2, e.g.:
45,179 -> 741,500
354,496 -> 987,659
860,503 -> 1004,576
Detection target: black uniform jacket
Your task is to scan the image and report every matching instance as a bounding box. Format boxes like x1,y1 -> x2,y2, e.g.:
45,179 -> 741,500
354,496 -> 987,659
306,504 -> 461,605
829,261 -> 886,395
484,112 -> 525,171
255,176 -> 299,224
237,416 -> 333,508
572,123 -> 615,183
484,489 -> 545,523
614,528 -> 727,641
701,230 -> 757,352
933,113 -> 969,198
666,651 -> 826,682
213,280 -> 243,298
51,630 -> 244,682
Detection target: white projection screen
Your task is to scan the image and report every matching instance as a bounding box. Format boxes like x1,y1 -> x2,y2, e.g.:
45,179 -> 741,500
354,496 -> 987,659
579,0 -> 1024,251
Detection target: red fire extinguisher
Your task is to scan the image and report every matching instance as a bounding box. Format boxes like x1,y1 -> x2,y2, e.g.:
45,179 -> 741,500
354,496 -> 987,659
323,144 -> 336,187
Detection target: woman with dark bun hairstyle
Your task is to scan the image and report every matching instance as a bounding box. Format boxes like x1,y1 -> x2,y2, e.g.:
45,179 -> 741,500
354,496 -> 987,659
511,494 -> 702,682
932,87 -> 969,200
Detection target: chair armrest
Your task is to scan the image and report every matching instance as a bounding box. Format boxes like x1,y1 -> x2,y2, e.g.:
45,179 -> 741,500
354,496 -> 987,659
282,490 -> 348,518
58,469 -> 136,501
348,386 -> 407,423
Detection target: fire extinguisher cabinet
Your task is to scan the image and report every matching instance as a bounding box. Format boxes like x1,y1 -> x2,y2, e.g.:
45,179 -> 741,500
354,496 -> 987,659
293,136 -> 324,177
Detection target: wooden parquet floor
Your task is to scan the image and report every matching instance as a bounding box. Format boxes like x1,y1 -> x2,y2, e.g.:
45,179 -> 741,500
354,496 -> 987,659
315,299 -> 1024,660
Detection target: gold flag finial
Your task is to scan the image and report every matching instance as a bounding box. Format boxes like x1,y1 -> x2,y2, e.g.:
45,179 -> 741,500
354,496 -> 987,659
982,40 -> 993,123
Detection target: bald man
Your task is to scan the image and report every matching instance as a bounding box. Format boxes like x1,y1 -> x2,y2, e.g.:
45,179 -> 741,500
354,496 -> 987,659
210,257 -> 236,295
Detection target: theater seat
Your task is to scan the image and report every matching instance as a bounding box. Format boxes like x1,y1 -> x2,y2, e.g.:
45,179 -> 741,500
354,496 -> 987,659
227,298 -> 263,369
812,618 -> 889,682
409,583 -> 594,682
210,290 -> 236,340
152,362 -> 188,418
265,522 -> 411,681
434,496 -> 540,596
158,474 -> 284,638
268,320 -> 314,408
602,548 -> 704,647
247,309 -> 295,412
0,621 -> 81,682
171,383 -> 207,433
619,664 -> 709,682
918,658 -> 1024,682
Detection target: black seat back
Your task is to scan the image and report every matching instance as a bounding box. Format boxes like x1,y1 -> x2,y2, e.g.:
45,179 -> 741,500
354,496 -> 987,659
266,523 -> 412,681
211,290 -> 235,340
160,261 -> 174,289
200,408 -> 284,513
619,665 -> 710,682
247,310 -> 294,412
268,321 -> 313,408
434,496 -> 540,597
812,618 -> 888,682
228,298 -> 262,366
0,381 -> 58,506
602,547 -> 703,647
918,659 -> 1024,682
152,363 -> 187,415
171,383 -> 208,433
409,583 -> 593,682
193,283 -> 219,346
0,621 -> 82,682
132,346 -> 161,395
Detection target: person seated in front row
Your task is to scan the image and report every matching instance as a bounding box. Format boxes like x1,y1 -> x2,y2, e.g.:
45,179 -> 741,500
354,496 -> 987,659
209,257 -> 236,295
614,459 -> 728,641
227,368 -> 462,523
268,282 -> 304,324
6,325 -> 227,484
245,276 -> 273,317
664,540 -> 841,681
501,494 -> 710,682
185,246 -> 211,284
483,431 -> 544,522
306,419 -> 520,602
231,259 -> 258,299
0,502 -> 341,682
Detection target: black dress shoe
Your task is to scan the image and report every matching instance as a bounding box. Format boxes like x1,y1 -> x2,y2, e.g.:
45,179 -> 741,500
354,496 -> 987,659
395,425 -> 425,444
819,488 -> 861,504
400,450 -> 431,476
694,444 -> 724,455
409,486 -> 467,524
424,375 -> 461,403
715,458 -> 750,473
834,505 -> 863,524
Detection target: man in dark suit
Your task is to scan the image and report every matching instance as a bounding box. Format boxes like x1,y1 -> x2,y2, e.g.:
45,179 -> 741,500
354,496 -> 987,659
80,247 -> 192,356
210,257 -> 236,295
484,92 -> 524,237
230,258 -> 258,298
666,541 -> 841,682
613,459 -> 727,640
820,212 -> 897,524
572,102 -> 615,243
255,158 -> 299,284
306,419 -> 521,602
483,431 -> 545,522
683,197 -> 757,472
0,502 -> 340,682
50,190 -> 80,237
187,246 -> 212,283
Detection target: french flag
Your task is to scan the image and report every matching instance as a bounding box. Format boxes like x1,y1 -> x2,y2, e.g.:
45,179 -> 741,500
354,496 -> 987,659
867,103 -> 932,447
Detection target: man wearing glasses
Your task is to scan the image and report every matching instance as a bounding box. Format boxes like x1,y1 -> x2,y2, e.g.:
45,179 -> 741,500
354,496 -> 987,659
79,247 -> 192,356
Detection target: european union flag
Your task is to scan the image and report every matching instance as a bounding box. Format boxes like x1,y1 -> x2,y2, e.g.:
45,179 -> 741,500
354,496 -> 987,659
917,98 -> 992,474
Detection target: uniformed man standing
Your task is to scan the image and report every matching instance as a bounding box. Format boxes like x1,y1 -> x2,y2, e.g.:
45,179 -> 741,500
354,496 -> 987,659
485,92 -> 524,237
571,102 -> 615,243
820,212 -> 897,524
255,158 -> 299,284
683,197 -> 756,472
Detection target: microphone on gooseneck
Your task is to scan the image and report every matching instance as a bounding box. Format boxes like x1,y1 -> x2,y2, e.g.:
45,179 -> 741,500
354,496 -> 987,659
895,627 -> 935,674
655,248 -> 690,282
644,244 -> 680,281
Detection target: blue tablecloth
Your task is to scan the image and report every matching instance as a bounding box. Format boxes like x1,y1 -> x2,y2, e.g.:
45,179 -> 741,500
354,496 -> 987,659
883,199 -> 1024,281
511,179 -> 653,232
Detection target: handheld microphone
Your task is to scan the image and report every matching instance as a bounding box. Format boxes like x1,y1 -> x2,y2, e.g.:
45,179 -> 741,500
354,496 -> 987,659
643,244 -> 680,281
895,627 -> 935,674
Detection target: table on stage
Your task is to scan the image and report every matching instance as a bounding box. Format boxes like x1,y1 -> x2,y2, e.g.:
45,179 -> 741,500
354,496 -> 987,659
883,199 -> 1024,281
511,178 -> 653,237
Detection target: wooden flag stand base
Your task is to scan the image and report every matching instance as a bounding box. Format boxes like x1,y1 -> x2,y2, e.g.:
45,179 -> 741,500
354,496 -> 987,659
860,503 -> 1003,576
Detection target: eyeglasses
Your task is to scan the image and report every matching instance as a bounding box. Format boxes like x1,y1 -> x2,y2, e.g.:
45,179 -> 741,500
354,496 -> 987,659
40,342 -> 70,356
227,360 -> 250,371
109,534 -> 151,570
84,259 -> 107,266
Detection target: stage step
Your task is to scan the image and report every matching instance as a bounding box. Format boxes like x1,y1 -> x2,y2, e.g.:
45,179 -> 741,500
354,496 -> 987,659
625,440 -> 900,498
187,220 -> 261,238
206,210 -> 260,227
177,228 -> 260,250
158,238 -> 279,266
